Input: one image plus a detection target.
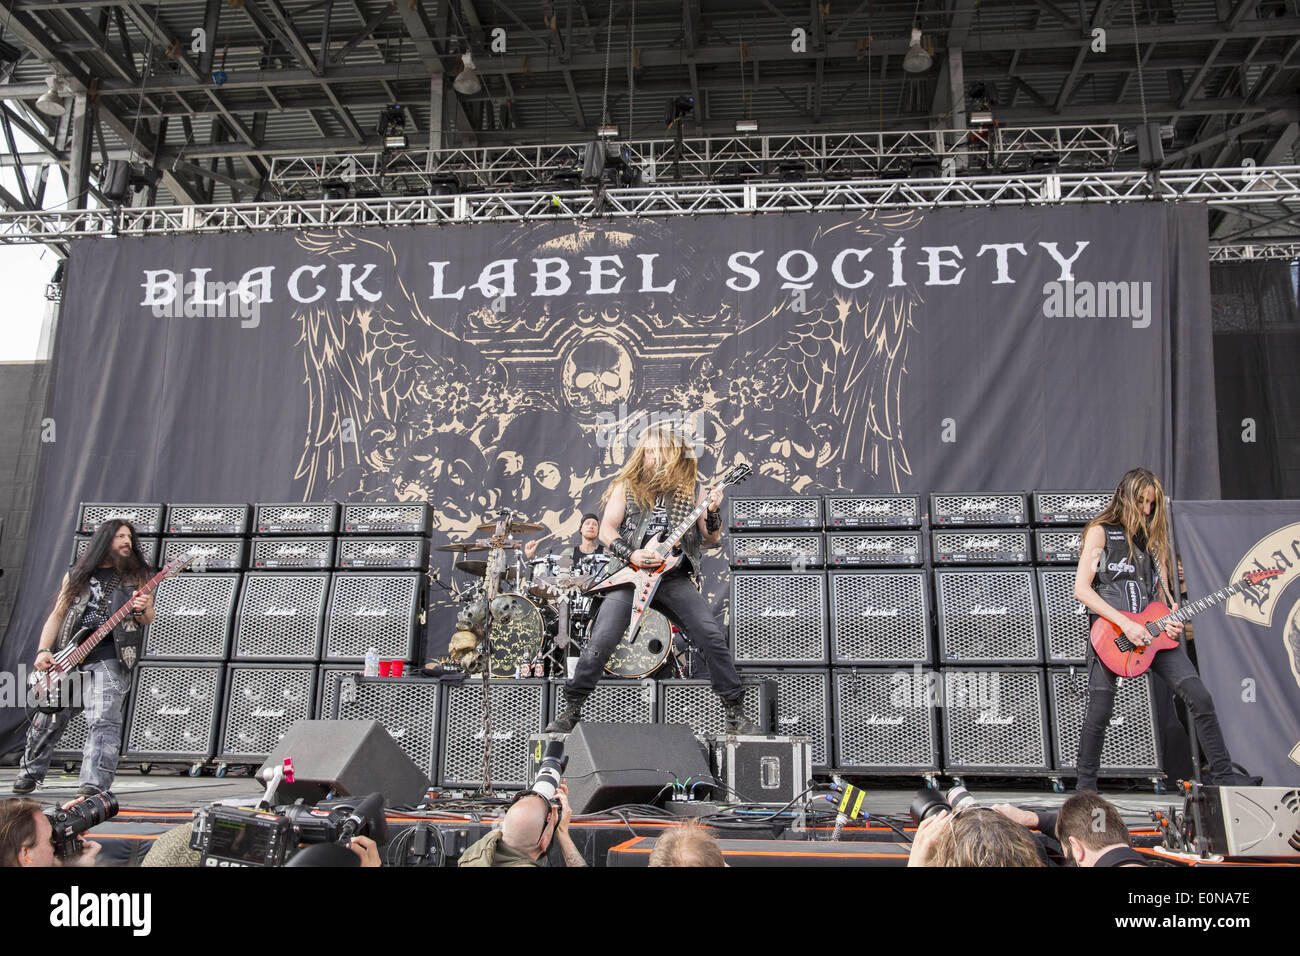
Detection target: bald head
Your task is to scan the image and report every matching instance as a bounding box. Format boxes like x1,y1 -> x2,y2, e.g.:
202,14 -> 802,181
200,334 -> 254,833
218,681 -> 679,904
500,794 -> 555,859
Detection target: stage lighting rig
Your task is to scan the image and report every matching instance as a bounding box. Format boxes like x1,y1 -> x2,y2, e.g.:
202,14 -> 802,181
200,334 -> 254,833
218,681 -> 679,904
665,94 -> 695,127
453,51 -> 482,96
378,103 -> 408,150
903,27 -> 933,73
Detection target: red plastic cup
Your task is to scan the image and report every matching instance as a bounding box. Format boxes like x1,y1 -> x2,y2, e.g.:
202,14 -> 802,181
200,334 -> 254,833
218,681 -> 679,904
378,660 -> 392,677
390,660 -> 404,677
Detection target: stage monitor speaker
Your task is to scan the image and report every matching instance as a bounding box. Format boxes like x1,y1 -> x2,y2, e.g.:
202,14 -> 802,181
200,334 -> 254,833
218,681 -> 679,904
1197,786 -> 1300,857
729,495 -> 822,530
71,535 -> 159,568
834,669 -> 940,773
823,493 -> 921,529
731,571 -> 828,665
145,572 -> 240,660
1031,490 -> 1109,526
123,661 -> 224,762
1047,668 -> 1161,775
935,569 -> 1042,663
739,668 -> 832,768
332,676 -> 440,781
658,678 -> 774,737
161,537 -> 247,571
940,667 -> 1050,774
234,572 -> 329,660
260,719 -> 431,808
1038,569 -> 1090,664
253,502 -> 339,535
219,663 -> 316,762
438,678 -> 548,789
548,678 -> 657,724
165,503 -> 252,536
563,722 -> 714,814
77,502 -> 165,535
830,571 -> 931,665
324,572 -> 421,662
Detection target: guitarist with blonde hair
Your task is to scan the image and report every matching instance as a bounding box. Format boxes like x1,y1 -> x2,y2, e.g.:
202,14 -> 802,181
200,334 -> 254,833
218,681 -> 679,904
1073,467 -> 1255,791
547,425 -> 756,734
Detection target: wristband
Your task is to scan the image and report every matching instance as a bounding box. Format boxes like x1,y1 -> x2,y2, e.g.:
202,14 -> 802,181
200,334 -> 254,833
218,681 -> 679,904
609,537 -> 633,562
36,648 -> 52,657
704,509 -> 721,533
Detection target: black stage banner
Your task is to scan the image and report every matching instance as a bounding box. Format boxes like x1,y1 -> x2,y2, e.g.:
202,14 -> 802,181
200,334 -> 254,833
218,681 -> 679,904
1174,500 -> 1300,785
1,203 -> 1216,752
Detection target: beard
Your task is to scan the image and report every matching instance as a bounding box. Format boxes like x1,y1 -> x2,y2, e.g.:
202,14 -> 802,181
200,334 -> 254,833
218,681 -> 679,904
109,544 -> 141,576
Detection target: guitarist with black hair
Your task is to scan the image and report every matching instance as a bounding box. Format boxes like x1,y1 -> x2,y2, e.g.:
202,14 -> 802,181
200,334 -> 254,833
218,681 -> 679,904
14,520 -> 155,796
547,425 -> 757,734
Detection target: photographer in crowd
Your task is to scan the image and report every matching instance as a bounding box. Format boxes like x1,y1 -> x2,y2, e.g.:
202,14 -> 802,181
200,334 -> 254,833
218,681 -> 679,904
460,780 -> 586,868
648,821 -> 727,867
994,792 -> 1150,867
907,807 -> 1046,867
0,798 -> 102,867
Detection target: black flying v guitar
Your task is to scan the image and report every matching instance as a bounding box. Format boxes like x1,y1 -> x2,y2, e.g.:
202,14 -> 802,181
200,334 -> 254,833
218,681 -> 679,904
588,463 -> 751,646
29,556 -> 194,714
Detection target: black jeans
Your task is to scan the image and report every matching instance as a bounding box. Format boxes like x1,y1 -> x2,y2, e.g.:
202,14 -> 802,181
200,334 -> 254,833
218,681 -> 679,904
568,569 -> 743,702
1076,642 -> 1234,790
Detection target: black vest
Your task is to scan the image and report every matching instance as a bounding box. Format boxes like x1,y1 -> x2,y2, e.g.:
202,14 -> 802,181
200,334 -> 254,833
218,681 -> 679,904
610,488 -> 703,579
1089,523 -> 1161,622
55,575 -> 146,670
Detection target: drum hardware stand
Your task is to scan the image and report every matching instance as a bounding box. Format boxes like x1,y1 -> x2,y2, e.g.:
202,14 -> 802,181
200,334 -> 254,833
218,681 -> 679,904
478,507 -> 523,795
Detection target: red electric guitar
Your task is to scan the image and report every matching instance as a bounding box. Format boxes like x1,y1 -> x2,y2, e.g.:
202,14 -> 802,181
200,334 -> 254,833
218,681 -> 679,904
589,463 -> 751,646
1089,568 -> 1282,677
28,556 -> 194,713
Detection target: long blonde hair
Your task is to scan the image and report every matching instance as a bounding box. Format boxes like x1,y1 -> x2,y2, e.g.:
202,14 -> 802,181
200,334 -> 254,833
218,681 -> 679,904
603,423 -> 698,512
1083,467 -> 1174,587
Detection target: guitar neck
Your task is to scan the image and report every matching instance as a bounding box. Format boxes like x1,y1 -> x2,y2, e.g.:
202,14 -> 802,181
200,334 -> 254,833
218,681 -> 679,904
1153,582 -> 1244,630
60,564 -> 174,669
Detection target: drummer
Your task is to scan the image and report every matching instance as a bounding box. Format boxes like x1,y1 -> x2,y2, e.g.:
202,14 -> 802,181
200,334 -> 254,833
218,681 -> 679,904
523,513 -> 604,562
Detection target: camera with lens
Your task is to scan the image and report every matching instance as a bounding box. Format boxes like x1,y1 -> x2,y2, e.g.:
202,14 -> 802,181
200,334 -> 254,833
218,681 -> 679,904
44,792 -> 119,861
529,739 -> 568,803
909,785 -> 978,823
190,792 -> 387,867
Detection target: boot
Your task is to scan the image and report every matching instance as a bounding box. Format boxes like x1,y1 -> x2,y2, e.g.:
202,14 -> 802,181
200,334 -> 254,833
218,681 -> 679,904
545,690 -> 587,733
723,698 -> 759,735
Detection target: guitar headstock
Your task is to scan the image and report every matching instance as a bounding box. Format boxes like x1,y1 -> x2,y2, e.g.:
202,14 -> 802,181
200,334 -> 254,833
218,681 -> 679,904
717,463 -> 752,487
1243,568 -> 1284,587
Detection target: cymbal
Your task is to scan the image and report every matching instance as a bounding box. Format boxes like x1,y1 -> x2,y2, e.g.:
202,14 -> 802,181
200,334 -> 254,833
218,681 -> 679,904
435,541 -> 491,553
475,520 -> 545,535
455,561 -> 521,579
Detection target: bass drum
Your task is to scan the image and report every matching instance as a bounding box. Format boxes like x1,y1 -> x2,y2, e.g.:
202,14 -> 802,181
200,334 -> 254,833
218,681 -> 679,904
604,608 -> 674,678
485,594 -> 545,678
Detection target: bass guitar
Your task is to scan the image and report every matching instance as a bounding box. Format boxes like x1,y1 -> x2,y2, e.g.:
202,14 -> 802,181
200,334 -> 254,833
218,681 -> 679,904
1089,568 -> 1282,677
589,463 -> 751,646
29,556 -> 194,714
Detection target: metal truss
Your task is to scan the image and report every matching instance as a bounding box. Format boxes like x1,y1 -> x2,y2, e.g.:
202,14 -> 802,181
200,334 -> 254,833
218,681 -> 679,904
3,166 -> 1297,247
268,125 -> 1123,194
1209,243 -> 1300,262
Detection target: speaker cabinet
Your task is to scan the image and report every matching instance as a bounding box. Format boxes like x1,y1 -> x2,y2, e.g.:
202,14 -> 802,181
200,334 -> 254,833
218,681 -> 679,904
315,664 -> 360,719
234,573 -> 329,661
834,669 -> 940,773
731,571 -> 828,665
341,502 -> 431,535
331,677 -> 441,781
219,663 -> 316,762
935,569 -> 1042,664
324,572 -> 421,662
736,668 -> 831,769
250,536 -> 336,569
658,678 -> 773,738
1031,491 -> 1108,526
123,661 -> 224,762
940,668 -> 1050,774
1047,668 -> 1162,775
52,711 -> 91,763
1034,528 -> 1085,565
145,572 -> 240,661
1038,569 -> 1090,664
336,537 -> 428,570
932,529 -> 1031,566
729,532 -> 824,569
438,678 -> 547,789
548,678 -> 657,724
259,720 -> 431,808
929,492 -> 1028,527
826,531 -> 923,568
829,571 -> 931,665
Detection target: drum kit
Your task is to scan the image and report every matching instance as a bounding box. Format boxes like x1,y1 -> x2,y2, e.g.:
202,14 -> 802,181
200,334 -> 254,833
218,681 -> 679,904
436,514 -> 675,679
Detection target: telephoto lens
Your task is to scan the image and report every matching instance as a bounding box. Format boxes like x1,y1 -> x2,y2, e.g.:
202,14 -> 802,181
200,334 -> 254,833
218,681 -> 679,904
909,787 -> 952,824
531,739 -> 568,802
45,792 -> 119,860
945,785 -> 978,813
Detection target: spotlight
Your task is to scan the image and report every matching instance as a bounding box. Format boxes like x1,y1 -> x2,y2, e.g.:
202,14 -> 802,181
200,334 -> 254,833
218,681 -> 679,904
903,27 -> 932,74
384,133 -> 409,150
378,104 -> 408,150
36,75 -> 69,116
735,119 -> 759,133
970,110 -> 994,127
596,124 -> 620,138
453,51 -> 481,95
664,94 -> 694,125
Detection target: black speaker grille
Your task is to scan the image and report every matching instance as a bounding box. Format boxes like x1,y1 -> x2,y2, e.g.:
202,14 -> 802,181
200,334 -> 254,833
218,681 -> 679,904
341,502 -> 431,535
940,668 -> 1049,772
930,492 -> 1028,527
1032,491 -> 1109,525
161,537 -> 246,571
439,679 -> 547,789
935,569 -> 1042,663
52,711 -> 90,762
234,573 -> 328,660
78,502 -> 164,535
834,669 -> 939,771
220,664 -> 316,761
739,668 -> 831,768
165,504 -> 252,536
1038,569 -> 1090,664
824,494 -> 921,529
324,573 -> 420,662
254,502 -> 339,534
1048,669 -> 1161,774
549,679 -> 657,724
124,662 -> 223,760
250,536 -> 336,569
731,572 -> 828,665
829,571 -> 931,664
1034,528 -> 1085,565
146,572 -> 240,660
729,496 -> 821,529
315,665 -> 360,719
336,537 -> 428,569
334,677 -> 440,779
658,678 -> 765,737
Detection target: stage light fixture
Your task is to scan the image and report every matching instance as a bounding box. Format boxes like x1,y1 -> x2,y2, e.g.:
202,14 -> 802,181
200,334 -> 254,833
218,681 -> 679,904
596,124 -> 620,138
735,119 -> 759,133
903,27 -> 932,73
970,110 -> 994,127
665,94 -> 695,125
453,52 -> 482,95
321,181 -> 350,201
36,75 -> 69,116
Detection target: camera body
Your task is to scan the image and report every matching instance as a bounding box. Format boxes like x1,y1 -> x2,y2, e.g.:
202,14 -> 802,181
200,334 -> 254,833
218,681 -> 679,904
44,792 -> 119,861
190,794 -> 386,867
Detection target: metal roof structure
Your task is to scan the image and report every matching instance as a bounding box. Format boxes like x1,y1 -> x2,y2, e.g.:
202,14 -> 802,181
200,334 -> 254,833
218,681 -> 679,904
0,0 -> 1296,247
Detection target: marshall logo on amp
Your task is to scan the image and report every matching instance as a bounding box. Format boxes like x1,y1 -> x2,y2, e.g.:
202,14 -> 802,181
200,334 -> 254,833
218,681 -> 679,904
825,494 -> 921,529
930,493 -> 1028,527
828,532 -> 923,567
1032,490 -> 1110,525
343,502 -> 430,534
730,496 -> 821,530
256,503 -> 337,534
933,530 -> 1030,565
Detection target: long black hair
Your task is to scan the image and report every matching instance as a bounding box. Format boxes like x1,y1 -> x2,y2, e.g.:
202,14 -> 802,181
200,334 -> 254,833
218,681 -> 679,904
55,519 -> 151,616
